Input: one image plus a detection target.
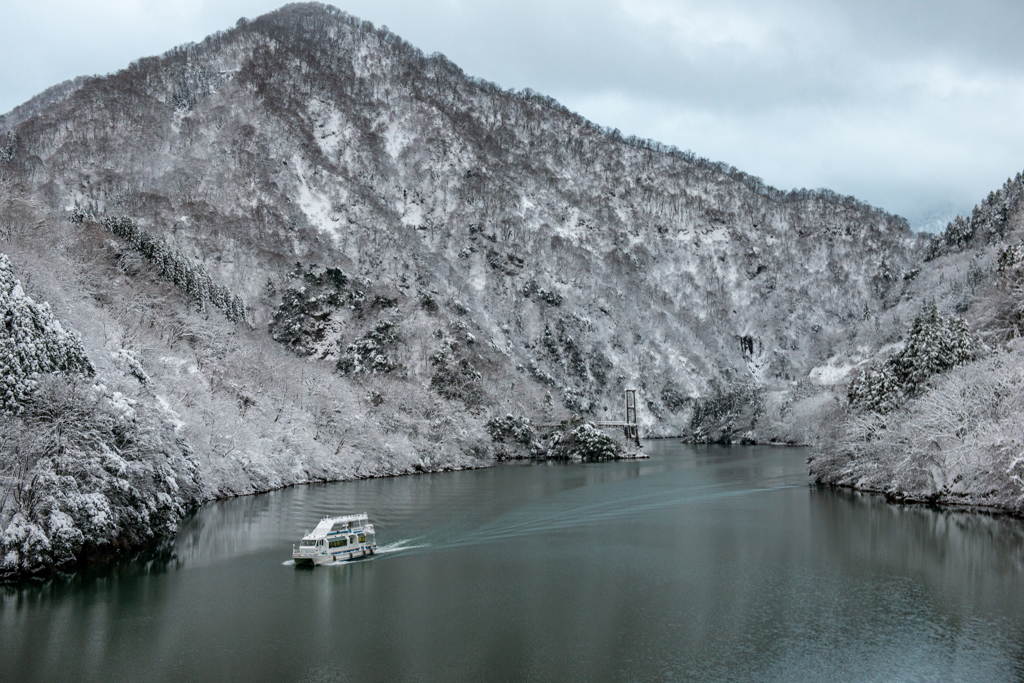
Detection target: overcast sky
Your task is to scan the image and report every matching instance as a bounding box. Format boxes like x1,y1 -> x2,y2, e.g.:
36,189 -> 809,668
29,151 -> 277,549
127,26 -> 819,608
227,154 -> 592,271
4,0 -> 1024,229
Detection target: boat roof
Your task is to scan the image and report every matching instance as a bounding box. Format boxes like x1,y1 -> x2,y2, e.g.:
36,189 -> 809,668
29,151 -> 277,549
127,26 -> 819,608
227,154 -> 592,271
306,513 -> 369,537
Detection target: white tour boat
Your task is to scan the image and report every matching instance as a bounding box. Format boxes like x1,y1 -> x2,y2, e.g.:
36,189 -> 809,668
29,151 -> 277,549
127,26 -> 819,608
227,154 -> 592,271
292,513 -> 377,565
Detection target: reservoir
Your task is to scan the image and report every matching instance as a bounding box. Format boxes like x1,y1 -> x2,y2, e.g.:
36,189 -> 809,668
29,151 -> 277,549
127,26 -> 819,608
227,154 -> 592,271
4,441 -> 1024,681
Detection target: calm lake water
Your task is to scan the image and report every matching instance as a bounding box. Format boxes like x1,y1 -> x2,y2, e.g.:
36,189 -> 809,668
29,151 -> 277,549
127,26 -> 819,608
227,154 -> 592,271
4,441 -> 1024,682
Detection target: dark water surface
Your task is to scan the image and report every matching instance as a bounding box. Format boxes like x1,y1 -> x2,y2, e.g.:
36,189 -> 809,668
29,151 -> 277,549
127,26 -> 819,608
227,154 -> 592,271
5,442 -> 1024,682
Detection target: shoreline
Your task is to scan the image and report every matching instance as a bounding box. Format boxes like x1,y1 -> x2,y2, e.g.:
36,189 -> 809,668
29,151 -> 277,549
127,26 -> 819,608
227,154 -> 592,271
2,438 -> 656,585
814,480 -> 1024,521
14,438 -> 1016,586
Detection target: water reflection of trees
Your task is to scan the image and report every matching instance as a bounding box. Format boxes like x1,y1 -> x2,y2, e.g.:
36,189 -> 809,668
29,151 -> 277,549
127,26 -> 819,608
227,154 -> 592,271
0,539 -> 179,601
173,488 -> 296,567
811,486 -> 1024,589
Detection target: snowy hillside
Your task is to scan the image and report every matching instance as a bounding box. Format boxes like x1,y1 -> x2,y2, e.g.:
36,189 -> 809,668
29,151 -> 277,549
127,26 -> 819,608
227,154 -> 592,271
810,171 -> 1024,515
0,3 -> 933,577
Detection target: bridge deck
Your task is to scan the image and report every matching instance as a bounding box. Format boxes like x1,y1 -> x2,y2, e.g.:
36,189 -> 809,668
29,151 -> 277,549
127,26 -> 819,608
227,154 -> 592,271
536,421 -> 636,428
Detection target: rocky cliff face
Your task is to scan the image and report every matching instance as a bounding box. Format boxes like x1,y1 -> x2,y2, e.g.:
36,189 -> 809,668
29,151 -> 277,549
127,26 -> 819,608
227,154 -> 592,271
0,2 -> 924,538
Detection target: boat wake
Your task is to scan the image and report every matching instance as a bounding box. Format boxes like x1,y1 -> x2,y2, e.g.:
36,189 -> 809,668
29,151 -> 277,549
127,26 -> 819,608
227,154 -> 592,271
433,483 -> 802,550
286,481 -> 798,564
375,539 -> 428,555
322,541 -> 426,566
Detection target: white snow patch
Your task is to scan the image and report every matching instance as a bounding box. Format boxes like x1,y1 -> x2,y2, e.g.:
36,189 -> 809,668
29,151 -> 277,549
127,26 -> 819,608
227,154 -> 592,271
156,394 -> 187,432
877,341 -> 905,356
307,99 -> 345,157
400,202 -> 424,228
384,122 -> 413,159
160,356 -> 200,375
297,182 -> 333,230
809,362 -> 856,386
293,157 -> 341,242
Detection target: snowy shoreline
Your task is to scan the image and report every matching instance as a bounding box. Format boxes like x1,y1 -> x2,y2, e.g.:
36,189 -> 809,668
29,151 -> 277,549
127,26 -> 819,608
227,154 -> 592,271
809,446 -> 1024,520
812,479 -> 1024,520
1,425 -> 655,585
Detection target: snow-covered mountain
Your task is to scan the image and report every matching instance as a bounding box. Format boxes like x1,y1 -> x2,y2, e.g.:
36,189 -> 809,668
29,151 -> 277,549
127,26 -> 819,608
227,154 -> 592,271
0,3 -> 929,577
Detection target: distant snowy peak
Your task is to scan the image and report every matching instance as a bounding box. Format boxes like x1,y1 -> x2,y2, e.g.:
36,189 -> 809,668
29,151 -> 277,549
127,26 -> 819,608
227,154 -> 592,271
909,205 -> 963,234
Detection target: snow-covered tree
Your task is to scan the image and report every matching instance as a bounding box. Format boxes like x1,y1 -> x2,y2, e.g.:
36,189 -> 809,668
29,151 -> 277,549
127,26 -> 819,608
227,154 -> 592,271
1,375 -> 201,581
544,417 -> 622,461
848,303 -> 980,413
0,253 -> 93,414
337,321 -> 401,375
429,350 -> 482,405
929,171 -> 1024,259
689,377 -> 764,443
102,216 -> 247,323
485,414 -> 536,447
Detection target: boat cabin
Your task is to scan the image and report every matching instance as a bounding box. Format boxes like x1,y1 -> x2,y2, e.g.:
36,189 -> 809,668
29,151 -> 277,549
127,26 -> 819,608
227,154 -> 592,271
292,513 -> 377,565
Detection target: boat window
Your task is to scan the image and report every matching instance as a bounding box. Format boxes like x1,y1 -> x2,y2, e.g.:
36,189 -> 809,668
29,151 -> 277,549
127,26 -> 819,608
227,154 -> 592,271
357,534 -> 365,543
329,539 -> 348,548
301,539 -> 316,547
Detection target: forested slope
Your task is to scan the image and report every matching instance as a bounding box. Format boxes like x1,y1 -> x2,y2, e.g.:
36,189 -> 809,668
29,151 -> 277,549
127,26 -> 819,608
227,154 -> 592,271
0,3 -> 930,578
810,172 -> 1024,515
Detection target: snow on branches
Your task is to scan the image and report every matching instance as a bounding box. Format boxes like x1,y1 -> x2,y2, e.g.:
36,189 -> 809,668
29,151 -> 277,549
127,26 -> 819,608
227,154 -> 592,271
485,414 -> 536,447
929,171 -> 1024,259
848,303 -> 981,413
337,320 -> 401,375
544,417 -> 622,461
101,216 -> 247,323
0,376 -> 201,581
0,253 -> 93,414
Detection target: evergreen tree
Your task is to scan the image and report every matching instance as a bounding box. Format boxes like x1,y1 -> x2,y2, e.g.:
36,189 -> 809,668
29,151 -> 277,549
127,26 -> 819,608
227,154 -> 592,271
101,216 -> 246,322
848,303 -> 980,413
0,253 -> 94,414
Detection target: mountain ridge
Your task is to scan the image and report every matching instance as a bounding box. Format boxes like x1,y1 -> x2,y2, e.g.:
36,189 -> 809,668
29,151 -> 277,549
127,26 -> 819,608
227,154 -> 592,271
0,2 -> 929,579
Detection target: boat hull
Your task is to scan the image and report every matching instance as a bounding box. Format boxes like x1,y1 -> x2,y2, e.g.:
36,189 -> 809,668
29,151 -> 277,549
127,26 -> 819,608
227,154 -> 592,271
292,543 -> 377,566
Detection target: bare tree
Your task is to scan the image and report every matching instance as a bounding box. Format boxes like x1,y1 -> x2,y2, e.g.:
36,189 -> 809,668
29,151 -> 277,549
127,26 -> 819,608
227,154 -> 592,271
0,168 -> 39,240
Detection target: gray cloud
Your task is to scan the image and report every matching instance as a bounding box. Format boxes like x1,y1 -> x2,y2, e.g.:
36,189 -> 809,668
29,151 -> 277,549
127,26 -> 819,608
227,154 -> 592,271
3,0 -> 1023,227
